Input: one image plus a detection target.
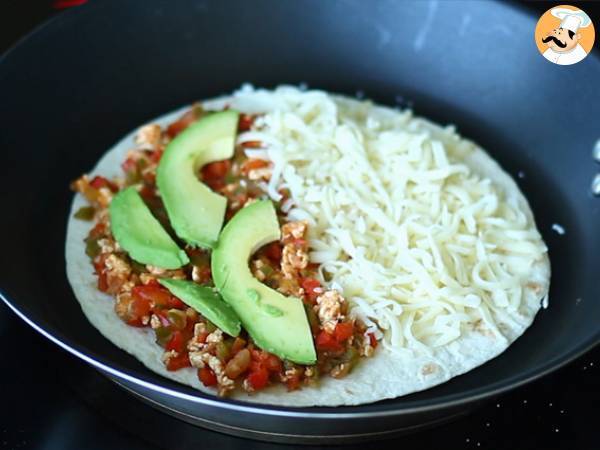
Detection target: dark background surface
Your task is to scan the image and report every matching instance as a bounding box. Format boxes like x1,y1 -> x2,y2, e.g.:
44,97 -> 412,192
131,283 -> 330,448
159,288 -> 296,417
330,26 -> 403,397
0,1 -> 598,449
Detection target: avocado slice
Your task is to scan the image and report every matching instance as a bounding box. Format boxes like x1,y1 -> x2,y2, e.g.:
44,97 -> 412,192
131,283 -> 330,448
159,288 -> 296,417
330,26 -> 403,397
158,278 -> 241,337
212,200 -> 317,365
109,187 -> 189,269
157,110 -> 239,249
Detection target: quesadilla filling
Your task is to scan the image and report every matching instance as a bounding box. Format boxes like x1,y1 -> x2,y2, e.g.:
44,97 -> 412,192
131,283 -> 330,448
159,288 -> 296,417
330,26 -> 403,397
72,107 -> 377,395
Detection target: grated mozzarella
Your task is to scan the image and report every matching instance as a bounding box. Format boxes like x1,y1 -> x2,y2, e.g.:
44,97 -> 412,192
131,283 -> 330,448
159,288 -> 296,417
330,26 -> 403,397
214,86 -> 548,352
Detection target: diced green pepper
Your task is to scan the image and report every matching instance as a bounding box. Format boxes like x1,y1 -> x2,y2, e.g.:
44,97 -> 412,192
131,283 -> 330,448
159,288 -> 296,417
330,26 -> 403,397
85,237 -> 101,258
167,309 -> 187,330
75,206 -> 96,221
155,326 -> 173,347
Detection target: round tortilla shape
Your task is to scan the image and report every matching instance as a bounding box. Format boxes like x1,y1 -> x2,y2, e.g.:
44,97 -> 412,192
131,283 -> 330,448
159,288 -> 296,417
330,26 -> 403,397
65,93 -> 550,407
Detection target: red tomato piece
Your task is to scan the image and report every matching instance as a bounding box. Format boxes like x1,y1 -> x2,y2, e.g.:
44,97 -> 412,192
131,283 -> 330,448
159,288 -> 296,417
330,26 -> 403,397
166,352 -> 191,371
263,242 -> 282,263
121,157 -> 137,173
90,176 -> 117,192
196,330 -> 209,344
89,222 -> 106,238
266,355 -> 283,373
198,367 -> 218,386
286,372 -> 302,391
247,367 -> 269,390
238,114 -> 254,132
145,278 -> 160,287
316,331 -> 343,352
97,271 -> 108,292
132,285 -> 172,308
150,149 -> 163,163
165,330 -> 185,353
241,141 -> 263,149
93,256 -> 108,292
301,278 -> 321,304
368,332 -> 378,348
334,322 -> 354,343
243,158 -> 268,171
167,296 -> 186,309
129,296 -> 152,320
142,171 -> 156,185
202,160 -> 230,179
166,109 -> 198,138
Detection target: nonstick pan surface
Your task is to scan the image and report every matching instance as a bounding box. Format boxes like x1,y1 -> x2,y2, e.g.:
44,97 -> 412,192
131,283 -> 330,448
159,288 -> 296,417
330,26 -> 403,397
1,0 -> 599,443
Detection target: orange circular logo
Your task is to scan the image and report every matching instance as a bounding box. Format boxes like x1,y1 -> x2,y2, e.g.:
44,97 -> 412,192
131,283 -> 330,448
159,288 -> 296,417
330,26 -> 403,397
534,4 -> 595,65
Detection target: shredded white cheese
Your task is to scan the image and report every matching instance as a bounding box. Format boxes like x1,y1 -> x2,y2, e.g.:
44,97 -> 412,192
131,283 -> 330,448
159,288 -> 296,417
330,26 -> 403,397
208,86 -> 548,353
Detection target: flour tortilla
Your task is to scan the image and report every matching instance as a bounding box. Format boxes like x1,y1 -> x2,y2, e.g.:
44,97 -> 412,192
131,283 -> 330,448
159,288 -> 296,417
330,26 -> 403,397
65,93 -> 550,407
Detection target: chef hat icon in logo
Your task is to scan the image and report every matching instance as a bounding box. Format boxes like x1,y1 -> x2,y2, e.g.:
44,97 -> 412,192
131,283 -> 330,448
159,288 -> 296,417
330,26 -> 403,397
535,5 -> 595,65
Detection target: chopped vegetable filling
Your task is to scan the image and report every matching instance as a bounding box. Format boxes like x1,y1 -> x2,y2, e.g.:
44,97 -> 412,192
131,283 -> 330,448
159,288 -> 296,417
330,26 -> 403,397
71,106 -> 378,395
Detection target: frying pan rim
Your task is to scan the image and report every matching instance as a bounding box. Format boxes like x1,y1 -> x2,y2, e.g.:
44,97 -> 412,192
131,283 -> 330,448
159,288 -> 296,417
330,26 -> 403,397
3,290 -> 599,417
1,0 -> 599,419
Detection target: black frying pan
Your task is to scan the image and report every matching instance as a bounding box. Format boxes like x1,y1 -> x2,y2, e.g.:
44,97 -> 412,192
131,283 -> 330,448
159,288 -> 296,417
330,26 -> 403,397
1,0 -> 599,444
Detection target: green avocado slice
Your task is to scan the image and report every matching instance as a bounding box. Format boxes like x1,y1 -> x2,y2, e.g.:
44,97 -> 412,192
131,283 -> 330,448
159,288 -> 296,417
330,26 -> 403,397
109,187 -> 189,269
158,278 -> 241,337
212,200 -> 317,365
157,110 -> 239,249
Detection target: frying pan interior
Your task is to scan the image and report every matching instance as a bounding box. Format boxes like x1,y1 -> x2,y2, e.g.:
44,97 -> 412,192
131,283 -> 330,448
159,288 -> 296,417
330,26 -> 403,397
0,0 -> 599,416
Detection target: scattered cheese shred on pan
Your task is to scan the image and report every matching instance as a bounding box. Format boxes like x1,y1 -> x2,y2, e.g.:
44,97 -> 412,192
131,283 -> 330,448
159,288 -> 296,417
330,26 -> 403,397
217,86 -> 548,353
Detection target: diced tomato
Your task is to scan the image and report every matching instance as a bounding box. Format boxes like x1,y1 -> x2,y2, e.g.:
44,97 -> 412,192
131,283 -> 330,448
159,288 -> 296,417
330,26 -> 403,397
129,296 -> 152,320
165,330 -> 185,353
205,178 -> 225,191
263,242 -> 282,263
138,184 -> 155,200
97,271 -> 108,292
307,262 -> 320,271
264,354 -> 282,373
89,222 -> 106,239
121,157 -> 137,173
301,278 -> 321,304
368,332 -> 378,348
150,149 -> 163,163
145,278 -> 161,287
132,284 -> 172,308
168,296 -> 186,309
202,160 -> 230,179
334,322 -> 354,343
286,372 -> 302,391
249,350 -> 281,373
196,330 -> 209,344
316,331 -> 343,352
126,317 -> 145,327
90,176 -> 118,192
242,158 -> 268,172
166,352 -> 191,371
238,114 -> 254,132
246,366 -> 269,390
167,109 -> 198,138
292,238 -> 307,247
93,256 -> 108,292
250,349 -> 268,362
241,140 -> 263,149
142,171 -> 156,185
198,367 -> 218,386
201,160 -> 230,191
